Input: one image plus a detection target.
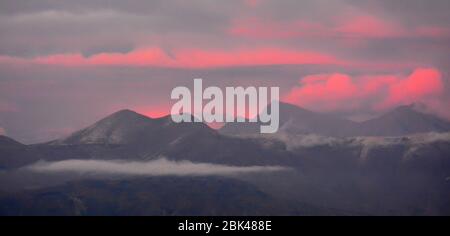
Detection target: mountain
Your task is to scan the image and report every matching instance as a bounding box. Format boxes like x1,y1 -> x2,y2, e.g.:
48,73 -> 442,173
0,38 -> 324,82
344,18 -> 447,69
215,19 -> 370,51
358,104 -> 450,136
53,109 -> 214,145
220,102 -> 357,136
0,135 -> 24,148
0,135 -> 38,169
54,109 -> 157,145
39,109 -> 288,166
0,110 -> 222,169
220,102 -> 450,137
2,130 -> 450,215
49,109 -> 220,158
1,108 -> 450,215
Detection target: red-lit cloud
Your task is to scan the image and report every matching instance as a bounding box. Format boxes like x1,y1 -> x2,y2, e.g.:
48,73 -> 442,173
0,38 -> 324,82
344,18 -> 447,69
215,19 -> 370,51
284,73 -> 359,111
0,47 -> 344,68
377,68 -> 444,109
334,15 -> 406,38
284,68 -> 445,113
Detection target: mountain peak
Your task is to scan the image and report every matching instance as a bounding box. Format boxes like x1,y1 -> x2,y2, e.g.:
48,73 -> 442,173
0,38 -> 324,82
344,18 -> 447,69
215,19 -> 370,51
221,102 -> 450,137
220,102 -> 357,136
378,103 -> 438,120
114,108 -> 137,114
359,104 -> 450,136
0,135 -> 24,148
278,101 -> 305,109
53,109 -> 216,145
391,103 -> 417,112
104,109 -> 149,121
54,109 -> 154,145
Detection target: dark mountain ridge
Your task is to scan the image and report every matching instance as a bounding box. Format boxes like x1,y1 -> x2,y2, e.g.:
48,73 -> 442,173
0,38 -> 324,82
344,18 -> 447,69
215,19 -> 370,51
0,135 -> 24,148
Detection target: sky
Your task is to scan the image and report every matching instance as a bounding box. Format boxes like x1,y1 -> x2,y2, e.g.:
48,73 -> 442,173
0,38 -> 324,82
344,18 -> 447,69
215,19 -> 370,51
0,0 -> 450,143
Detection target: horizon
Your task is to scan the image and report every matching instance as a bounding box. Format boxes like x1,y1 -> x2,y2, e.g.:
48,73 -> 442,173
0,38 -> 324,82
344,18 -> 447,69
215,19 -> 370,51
1,101 -> 447,145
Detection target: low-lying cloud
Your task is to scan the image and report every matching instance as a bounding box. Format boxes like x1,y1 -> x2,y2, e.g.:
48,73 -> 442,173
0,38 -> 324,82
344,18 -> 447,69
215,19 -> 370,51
26,158 -> 289,176
265,132 -> 450,152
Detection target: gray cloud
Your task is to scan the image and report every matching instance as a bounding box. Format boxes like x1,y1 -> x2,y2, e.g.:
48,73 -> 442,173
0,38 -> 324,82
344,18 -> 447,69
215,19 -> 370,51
346,0 -> 450,25
0,1 -> 238,56
26,158 -> 289,176
1,0 -> 448,57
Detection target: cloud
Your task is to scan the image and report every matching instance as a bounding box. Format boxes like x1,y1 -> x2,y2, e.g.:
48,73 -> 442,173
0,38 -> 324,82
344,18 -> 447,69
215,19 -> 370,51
266,132 -> 450,161
229,15 -> 450,40
265,133 -> 342,151
0,47 -> 344,68
244,0 -> 262,8
334,15 -> 405,38
26,158 -> 289,176
283,67 -> 445,114
0,2 -> 237,56
377,68 -> 444,109
0,127 -> 6,135
229,18 -> 331,39
229,15 -> 404,40
0,101 -> 19,112
284,73 -> 359,111
414,26 -> 450,38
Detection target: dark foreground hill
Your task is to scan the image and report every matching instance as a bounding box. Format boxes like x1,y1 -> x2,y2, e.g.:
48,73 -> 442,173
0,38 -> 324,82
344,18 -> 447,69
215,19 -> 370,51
0,176 -> 332,216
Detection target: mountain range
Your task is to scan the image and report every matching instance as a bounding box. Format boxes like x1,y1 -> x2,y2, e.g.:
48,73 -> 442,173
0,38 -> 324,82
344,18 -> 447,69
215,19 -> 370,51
1,103 -> 450,215
220,102 -> 450,137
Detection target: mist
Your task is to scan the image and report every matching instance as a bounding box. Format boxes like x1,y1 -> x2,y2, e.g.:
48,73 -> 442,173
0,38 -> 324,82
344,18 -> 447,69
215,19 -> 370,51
26,158 -> 289,176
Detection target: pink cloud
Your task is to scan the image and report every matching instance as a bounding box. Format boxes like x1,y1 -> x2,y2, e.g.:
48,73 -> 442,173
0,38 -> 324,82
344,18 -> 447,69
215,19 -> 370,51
377,68 -> 444,109
0,47 -> 344,68
334,15 -> 405,38
173,48 -> 342,68
284,68 -> 445,114
284,73 -> 360,111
